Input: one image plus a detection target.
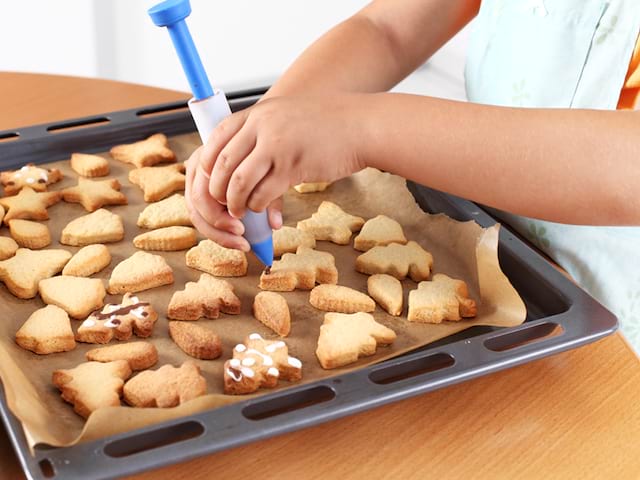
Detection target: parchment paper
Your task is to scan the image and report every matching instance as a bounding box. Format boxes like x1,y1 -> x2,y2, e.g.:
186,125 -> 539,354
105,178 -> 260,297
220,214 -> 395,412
0,132 -> 526,449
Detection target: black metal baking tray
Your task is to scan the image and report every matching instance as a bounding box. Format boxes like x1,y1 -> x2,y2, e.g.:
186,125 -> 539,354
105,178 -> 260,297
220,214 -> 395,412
0,88 -> 617,480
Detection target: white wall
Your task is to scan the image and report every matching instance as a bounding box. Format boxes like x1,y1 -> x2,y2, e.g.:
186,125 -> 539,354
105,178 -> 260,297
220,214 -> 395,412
1,0 -> 469,100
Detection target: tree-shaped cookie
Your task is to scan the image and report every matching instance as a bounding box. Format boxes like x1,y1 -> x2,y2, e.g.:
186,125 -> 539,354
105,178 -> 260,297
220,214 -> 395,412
129,163 -> 185,202
15,305 -> 76,354
52,360 -> 132,418
76,293 -> 158,344
272,225 -> 316,257
167,273 -> 241,320
0,187 -> 61,224
353,215 -> 407,252
60,209 -> 124,246
224,333 -> 302,395
316,312 -> 397,369
1,164 -> 63,195
355,241 -> 433,282
62,177 -> 128,212
186,239 -> 247,277
309,284 -> 376,313
123,361 -> 207,408
259,246 -> 338,291
407,274 -> 477,323
110,133 -> 176,168
297,201 -> 365,245
0,248 -> 71,299
137,193 -> 192,229
108,251 -> 174,294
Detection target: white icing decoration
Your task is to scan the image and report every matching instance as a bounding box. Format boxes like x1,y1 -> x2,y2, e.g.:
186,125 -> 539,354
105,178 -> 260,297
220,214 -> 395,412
82,319 -> 95,328
267,367 -> 279,377
241,367 -> 255,378
20,166 -> 29,172
266,341 -> 285,353
249,333 -> 263,340
226,368 -> 242,382
26,178 -> 35,184
130,296 -> 139,304
14,172 -> 22,178
40,172 -> 48,181
235,344 -> 247,353
107,304 -> 120,313
104,316 -> 120,328
229,359 -> 241,368
287,356 -> 302,369
246,348 -> 273,366
130,306 -> 146,319
241,357 -> 256,367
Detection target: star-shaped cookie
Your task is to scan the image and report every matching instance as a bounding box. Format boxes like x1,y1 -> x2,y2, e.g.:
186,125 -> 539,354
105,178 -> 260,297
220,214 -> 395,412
0,187 -> 62,224
129,164 -> 185,202
62,177 -> 127,212
110,133 -> 176,168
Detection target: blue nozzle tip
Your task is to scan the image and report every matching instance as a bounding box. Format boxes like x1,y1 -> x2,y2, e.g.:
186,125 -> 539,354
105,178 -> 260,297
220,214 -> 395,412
148,0 -> 191,27
251,237 -> 274,268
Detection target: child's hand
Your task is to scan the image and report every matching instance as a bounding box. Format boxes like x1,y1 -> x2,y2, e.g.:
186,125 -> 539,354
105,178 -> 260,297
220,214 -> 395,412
187,95 -> 367,248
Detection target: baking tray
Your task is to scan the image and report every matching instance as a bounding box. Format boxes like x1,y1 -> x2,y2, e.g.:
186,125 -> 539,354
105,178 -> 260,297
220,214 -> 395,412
0,88 -> 618,480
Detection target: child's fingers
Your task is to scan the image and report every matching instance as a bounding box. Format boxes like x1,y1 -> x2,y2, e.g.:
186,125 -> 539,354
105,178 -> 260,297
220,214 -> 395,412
189,202 -> 250,252
246,173 -> 289,214
184,148 -> 201,213
225,152 -> 273,219
267,197 -> 283,230
191,167 -> 245,236
208,125 -> 257,204
199,109 -> 250,175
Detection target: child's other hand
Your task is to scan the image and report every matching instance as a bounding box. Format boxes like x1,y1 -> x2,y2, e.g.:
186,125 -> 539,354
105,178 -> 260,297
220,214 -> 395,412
187,95 -> 367,246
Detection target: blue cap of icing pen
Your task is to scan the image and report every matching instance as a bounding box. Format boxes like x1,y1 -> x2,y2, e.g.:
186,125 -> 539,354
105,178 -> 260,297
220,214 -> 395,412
149,0 -> 274,267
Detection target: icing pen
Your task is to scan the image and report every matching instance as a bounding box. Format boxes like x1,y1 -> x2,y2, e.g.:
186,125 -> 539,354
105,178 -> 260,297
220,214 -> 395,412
148,0 -> 274,269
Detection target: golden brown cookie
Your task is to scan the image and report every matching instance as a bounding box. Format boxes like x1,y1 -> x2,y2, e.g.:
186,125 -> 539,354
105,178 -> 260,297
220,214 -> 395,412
272,225 -> 316,257
70,153 -> 110,177
224,333 -> 302,395
0,187 -> 62,224
293,182 -> 331,193
62,177 -> 127,212
259,246 -> 338,292
1,164 -> 63,195
169,321 -> 222,360
297,201 -> 365,245
76,293 -> 158,344
316,312 -> 396,369
0,248 -> 71,299
110,133 -> 176,168
355,241 -> 433,282
8,219 -> 51,249
253,291 -> 291,336
0,236 -> 19,260
353,215 -> 407,252
133,226 -> 197,251
108,251 -> 174,294
123,362 -> 207,408
186,239 -> 247,277
15,305 -> 76,355
86,342 -> 158,371
62,244 -> 111,277
38,276 -> 106,319
129,163 -> 185,202
309,284 -> 376,314
60,208 -> 124,246
407,274 -> 477,323
52,360 -> 132,418
367,274 -> 403,316
167,273 -> 241,320
137,194 -> 192,229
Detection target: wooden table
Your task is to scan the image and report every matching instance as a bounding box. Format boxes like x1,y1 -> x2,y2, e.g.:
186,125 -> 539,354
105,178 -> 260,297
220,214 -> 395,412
1,72 -> 639,480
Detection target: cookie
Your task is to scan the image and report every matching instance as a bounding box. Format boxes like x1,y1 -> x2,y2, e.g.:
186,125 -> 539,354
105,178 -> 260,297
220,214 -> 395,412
353,215 -> 407,252
108,251 -> 173,294
253,291 -> 291,336
123,362 -> 207,408
186,239 -> 247,277
110,133 -> 176,169
76,293 -> 158,344
224,333 -> 302,395
137,194 -> 192,229
70,153 -> 110,177
0,248 -> 71,299
52,360 -> 132,418
169,321 -> 222,360
62,177 -> 127,212
38,276 -> 106,319
297,201 -> 365,245
15,305 -> 76,355
272,225 -> 316,257
0,236 -> 18,260
1,164 -> 63,195
167,273 -> 241,320
60,208 -> 124,246
133,226 -> 197,251
8,219 -> 51,249
129,163 -> 185,202
407,274 -> 477,323
293,182 -> 331,193
86,342 -> 158,371
355,241 -> 433,282
0,187 -> 62,224
316,312 -> 397,369
259,246 -> 338,291
62,244 -> 111,277
309,284 -> 376,314
367,274 -> 403,316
